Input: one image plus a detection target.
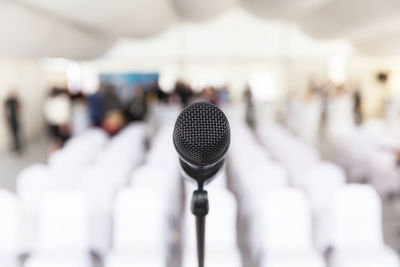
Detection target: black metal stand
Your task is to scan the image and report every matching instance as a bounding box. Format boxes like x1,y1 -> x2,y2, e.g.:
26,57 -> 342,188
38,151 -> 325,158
191,189 -> 209,267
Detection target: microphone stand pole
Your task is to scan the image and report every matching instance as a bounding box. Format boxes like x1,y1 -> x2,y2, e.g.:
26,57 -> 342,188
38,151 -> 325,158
191,188 -> 209,267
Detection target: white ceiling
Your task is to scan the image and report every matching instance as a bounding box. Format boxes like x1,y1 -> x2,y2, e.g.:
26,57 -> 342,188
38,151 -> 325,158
0,0 -> 399,59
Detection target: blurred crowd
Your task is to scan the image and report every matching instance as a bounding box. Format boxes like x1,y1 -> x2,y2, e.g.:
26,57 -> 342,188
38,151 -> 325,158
39,80 -> 229,153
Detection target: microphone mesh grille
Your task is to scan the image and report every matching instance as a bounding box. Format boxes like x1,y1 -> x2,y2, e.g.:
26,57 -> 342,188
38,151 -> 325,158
173,102 -> 230,166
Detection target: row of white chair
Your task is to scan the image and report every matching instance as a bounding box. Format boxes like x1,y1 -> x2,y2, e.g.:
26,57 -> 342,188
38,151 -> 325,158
256,123 -> 320,188
230,122 -> 398,267
4,181 -> 398,267
328,119 -> 400,197
228,121 -> 289,263
228,121 -> 326,267
255,121 -> 399,266
106,123 -> 182,267
16,123 -> 149,258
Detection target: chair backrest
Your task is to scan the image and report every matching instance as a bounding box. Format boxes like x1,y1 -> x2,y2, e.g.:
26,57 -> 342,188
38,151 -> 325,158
48,128 -> 108,173
243,162 -> 288,195
257,123 -> 320,186
112,188 -> 169,254
332,184 -> 383,251
37,190 -> 90,255
262,188 -> 313,253
0,189 -> 21,255
105,122 -> 148,160
184,188 -> 238,253
78,165 -> 120,213
16,164 -> 58,212
130,164 -> 182,218
304,162 -> 346,211
64,127 -> 108,150
130,164 -> 179,190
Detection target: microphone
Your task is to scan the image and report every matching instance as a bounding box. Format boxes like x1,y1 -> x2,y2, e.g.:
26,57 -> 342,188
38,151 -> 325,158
173,101 -> 231,189
173,101 -> 231,267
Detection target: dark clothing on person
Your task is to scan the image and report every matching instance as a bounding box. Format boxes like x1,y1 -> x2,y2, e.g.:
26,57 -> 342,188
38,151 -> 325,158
125,96 -> 147,122
354,90 -> 362,124
174,82 -> 192,107
88,93 -> 103,125
4,97 -> 21,152
101,89 -> 121,115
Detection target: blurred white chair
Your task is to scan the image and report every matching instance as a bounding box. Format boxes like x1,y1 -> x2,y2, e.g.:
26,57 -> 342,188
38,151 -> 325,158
16,164 -> 59,252
64,127 -> 108,151
303,162 -> 346,251
368,151 -> 400,197
130,164 -> 182,222
78,165 -> 120,256
104,122 -> 148,162
24,256 -> 92,267
260,188 -> 325,267
182,188 -> 241,267
37,190 -> 90,254
48,128 -> 109,184
256,123 -> 320,187
76,124 -> 147,256
342,130 -> 375,183
240,162 -> 288,261
0,189 -> 21,267
145,124 -> 178,170
152,103 -> 181,129
104,188 -> 169,267
299,97 -> 322,147
25,190 -> 92,267
330,184 -> 399,267
325,94 -> 355,142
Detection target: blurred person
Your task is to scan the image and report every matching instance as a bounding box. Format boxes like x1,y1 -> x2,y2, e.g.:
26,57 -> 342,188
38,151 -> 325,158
88,89 -> 103,126
319,82 -> 331,135
102,110 -> 124,135
174,81 -> 193,107
100,84 -> 124,135
353,88 -> 363,125
70,92 -> 91,136
125,84 -> 147,122
43,87 -> 71,151
244,85 -> 255,128
199,86 -> 218,104
4,89 -> 22,153
218,86 -> 229,105
100,84 -> 121,115
150,82 -> 168,103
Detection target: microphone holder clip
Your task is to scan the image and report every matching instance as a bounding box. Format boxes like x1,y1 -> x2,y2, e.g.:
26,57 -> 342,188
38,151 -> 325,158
191,189 -> 209,267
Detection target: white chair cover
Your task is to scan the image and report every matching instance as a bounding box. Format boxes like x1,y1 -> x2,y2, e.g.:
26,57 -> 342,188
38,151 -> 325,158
0,189 -> 21,267
330,184 -> 399,267
260,188 -> 325,267
35,190 -> 90,255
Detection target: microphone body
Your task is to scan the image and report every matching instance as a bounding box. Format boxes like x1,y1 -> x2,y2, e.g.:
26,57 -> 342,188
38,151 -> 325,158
173,101 -> 230,188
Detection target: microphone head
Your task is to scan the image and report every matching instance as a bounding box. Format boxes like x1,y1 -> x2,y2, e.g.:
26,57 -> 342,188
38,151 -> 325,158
173,101 -> 230,186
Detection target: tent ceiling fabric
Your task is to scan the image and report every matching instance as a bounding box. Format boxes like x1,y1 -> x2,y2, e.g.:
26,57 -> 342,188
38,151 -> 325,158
22,0 -> 177,38
349,18 -> 400,56
240,0 -> 332,20
0,0 -> 400,58
295,0 -> 400,39
172,0 -> 237,22
0,1 -> 114,59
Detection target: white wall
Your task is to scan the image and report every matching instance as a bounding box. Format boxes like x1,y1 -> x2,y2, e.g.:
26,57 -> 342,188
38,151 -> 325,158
0,60 -> 47,152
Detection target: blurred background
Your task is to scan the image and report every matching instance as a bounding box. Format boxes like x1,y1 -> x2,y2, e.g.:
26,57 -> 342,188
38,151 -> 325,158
1,0 -> 400,267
